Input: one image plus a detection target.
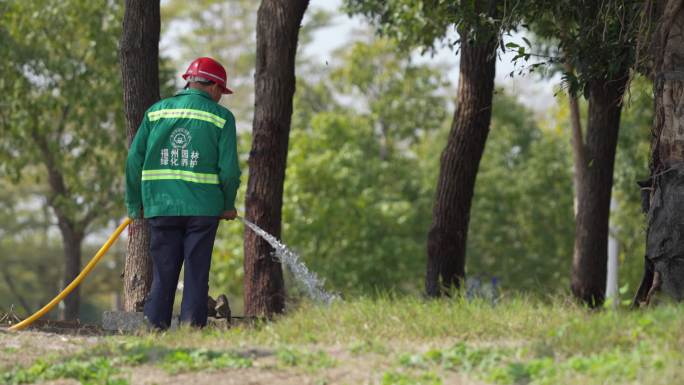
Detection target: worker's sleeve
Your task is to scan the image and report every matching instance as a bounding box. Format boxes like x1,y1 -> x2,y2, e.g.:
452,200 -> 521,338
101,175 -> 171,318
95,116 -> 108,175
218,113 -> 241,212
125,115 -> 150,219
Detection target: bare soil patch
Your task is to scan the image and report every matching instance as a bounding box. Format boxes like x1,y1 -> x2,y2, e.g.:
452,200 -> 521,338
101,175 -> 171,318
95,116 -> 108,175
0,328 -> 103,372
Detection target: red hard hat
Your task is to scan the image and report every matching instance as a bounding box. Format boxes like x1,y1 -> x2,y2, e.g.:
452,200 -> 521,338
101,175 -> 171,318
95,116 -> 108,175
182,57 -> 233,94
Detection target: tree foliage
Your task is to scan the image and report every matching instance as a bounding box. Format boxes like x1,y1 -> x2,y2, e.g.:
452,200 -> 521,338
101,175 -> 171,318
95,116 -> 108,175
343,0 -> 521,52
524,1 -> 642,95
0,0 -> 126,231
282,37 -> 448,294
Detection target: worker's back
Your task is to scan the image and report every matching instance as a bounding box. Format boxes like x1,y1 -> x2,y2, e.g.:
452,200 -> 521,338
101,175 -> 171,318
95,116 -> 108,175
125,88 -> 240,219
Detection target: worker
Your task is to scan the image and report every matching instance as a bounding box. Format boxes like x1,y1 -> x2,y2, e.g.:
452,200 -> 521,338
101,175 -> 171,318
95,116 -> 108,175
125,57 -> 241,329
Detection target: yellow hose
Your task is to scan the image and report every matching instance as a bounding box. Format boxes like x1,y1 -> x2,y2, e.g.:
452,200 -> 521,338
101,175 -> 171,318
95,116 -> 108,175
8,218 -> 132,331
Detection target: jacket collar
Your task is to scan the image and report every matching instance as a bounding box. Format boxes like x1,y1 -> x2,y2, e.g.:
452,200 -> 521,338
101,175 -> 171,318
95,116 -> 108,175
176,88 -> 213,100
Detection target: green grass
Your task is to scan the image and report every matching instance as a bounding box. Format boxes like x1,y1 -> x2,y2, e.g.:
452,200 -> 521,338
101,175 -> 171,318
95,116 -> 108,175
160,348 -> 252,373
1,357 -> 128,385
276,347 -> 336,370
2,341 -> 253,384
381,371 -> 443,385
3,295 -> 684,384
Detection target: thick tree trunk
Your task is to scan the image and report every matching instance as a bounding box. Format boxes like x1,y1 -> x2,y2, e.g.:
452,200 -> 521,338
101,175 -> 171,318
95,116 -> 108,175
58,221 -> 84,320
570,74 -> 628,307
634,0 -> 684,305
120,0 -> 160,312
425,35 -> 497,297
244,0 -> 309,317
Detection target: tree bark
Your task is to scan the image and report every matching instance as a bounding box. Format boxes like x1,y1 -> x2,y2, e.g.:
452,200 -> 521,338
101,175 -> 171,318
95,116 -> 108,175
244,0 -> 309,316
570,73 -> 628,307
425,33 -> 497,297
120,0 -> 160,312
634,0 -> 684,305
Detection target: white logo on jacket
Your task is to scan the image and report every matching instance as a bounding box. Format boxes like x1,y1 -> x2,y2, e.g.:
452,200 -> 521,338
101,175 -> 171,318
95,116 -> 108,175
170,127 -> 192,149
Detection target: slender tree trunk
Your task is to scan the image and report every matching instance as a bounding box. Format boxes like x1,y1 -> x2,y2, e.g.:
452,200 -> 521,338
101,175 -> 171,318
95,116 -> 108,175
634,0 -> 684,305
244,0 -> 309,316
57,221 -> 84,320
425,33 -> 497,297
120,0 -> 160,312
570,73 -> 628,307
564,62 -> 586,216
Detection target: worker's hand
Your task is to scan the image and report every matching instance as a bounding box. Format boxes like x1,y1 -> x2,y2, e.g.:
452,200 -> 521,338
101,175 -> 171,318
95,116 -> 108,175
220,209 -> 238,221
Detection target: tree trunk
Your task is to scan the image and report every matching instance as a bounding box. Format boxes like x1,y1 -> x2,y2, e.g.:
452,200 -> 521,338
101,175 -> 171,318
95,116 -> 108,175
120,0 -> 160,312
570,73 -> 628,307
243,0 -> 309,317
425,34 -> 497,297
33,125 -> 86,320
634,0 -> 684,305
564,62 -> 585,216
57,220 -> 84,320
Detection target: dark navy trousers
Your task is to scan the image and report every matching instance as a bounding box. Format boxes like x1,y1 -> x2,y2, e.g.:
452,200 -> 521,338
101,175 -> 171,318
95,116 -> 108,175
144,216 -> 219,329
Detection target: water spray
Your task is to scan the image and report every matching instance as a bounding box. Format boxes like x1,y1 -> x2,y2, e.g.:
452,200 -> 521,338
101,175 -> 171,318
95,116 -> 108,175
239,216 -> 338,305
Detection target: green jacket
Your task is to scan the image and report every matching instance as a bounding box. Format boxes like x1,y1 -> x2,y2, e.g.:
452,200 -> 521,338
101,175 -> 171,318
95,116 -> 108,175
125,88 -> 241,219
